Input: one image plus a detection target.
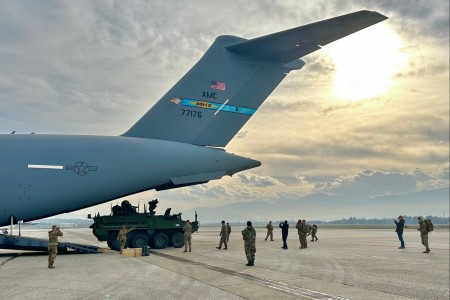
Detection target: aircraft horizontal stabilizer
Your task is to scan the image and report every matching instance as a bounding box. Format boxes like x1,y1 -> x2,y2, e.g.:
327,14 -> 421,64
226,10 -> 388,63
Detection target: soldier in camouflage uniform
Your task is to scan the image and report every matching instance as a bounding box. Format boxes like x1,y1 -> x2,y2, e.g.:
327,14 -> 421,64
117,225 -> 135,254
226,222 -> 231,243
48,225 -> 63,269
265,221 -> 274,241
295,220 -> 302,247
242,221 -> 256,266
417,217 -> 430,253
310,224 -> 318,242
216,220 -> 228,250
182,220 -> 192,252
296,220 -> 309,248
301,220 -> 309,248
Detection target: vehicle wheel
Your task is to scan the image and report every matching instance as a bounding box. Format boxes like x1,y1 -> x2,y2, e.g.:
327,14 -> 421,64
111,239 -> 121,251
152,233 -> 169,249
132,234 -> 149,248
170,232 -> 184,248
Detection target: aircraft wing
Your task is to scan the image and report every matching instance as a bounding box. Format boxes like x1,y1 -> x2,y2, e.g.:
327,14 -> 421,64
226,10 -> 388,63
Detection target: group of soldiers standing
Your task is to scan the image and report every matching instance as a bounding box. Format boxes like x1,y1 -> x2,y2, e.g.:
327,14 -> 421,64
211,219 -> 319,266
276,220 -> 319,250
45,214 -> 433,269
212,220 -> 256,266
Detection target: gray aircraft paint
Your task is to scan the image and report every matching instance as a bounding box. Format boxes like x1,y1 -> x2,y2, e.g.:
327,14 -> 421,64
0,11 -> 387,226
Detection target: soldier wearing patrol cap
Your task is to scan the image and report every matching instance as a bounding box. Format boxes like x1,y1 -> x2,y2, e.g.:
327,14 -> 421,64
265,221 -> 274,241
242,221 -> 256,266
117,225 -> 135,254
216,220 -> 228,250
417,216 -> 430,253
182,220 -> 192,252
48,225 -> 63,269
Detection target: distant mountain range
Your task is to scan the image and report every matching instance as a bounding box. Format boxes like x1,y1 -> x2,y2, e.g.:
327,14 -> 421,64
185,187 -> 449,223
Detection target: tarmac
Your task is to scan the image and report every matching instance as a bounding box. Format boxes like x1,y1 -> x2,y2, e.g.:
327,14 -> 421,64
0,226 -> 448,299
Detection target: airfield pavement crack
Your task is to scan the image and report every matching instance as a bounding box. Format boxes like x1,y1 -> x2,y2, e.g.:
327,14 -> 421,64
148,251 -> 349,300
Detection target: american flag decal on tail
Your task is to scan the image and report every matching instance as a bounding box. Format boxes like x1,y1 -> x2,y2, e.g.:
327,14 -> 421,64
211,81 -> 226,91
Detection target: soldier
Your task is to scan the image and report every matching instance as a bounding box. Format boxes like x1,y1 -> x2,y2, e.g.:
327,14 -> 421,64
48,225 -> 63,269
307,224 -> 312,237
242,221 -> 256,266
295,220 -> 302,247
279,220 -> 289,249
216,220 -> 228,250
310,224 -> 318,242
265,221 -> 274,241
117,225 -> 135,254
300,220 -> 308,248
226,222 -> 231,243
296,220 -> 308,248
417,217 -> 430,253
182,220 -> 192,252
394,216 -> 405,249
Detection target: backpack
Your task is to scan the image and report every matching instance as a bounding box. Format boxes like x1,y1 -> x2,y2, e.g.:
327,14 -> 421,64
425,219 -> 434,232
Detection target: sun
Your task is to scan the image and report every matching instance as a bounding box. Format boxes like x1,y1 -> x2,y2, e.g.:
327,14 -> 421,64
322,23 -> 408,101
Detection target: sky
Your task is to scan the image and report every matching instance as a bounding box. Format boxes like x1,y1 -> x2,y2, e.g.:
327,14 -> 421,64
1,1 -> 449,222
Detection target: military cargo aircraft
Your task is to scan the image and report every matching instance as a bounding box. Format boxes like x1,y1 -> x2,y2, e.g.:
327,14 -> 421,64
0,10 -> 387,226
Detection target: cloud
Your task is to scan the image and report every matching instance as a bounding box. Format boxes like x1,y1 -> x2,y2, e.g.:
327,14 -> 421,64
236,172 -> 284,187
414,163 -> 450,190
313,166 -> 449,198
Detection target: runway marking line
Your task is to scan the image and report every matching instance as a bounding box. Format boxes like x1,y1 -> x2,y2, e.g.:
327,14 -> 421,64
149,251 -> 349,300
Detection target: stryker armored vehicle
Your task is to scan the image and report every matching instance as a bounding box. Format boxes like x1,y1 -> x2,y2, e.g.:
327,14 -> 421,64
89,199 -> 199,250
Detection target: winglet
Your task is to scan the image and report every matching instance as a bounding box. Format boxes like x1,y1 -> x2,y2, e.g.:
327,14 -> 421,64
226,10 -> 388,63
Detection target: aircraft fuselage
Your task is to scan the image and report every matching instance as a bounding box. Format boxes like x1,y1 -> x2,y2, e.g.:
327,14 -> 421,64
0,134 -> 260,226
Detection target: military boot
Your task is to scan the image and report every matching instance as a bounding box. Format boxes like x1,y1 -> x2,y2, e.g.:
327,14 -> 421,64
189,248 -> 191,252
423,248 -> 430,253
183,249 -> 187,252
251,260 -> 254,266
246,261 -> 251,266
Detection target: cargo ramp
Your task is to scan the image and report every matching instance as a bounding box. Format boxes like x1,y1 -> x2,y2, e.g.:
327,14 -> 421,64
0,234 -> 100,254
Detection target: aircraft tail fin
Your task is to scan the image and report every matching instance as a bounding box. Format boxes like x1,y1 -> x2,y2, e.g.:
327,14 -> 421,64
123,10 -> 387,147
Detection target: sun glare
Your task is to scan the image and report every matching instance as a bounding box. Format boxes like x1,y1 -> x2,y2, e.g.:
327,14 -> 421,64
323,23 -> 408,101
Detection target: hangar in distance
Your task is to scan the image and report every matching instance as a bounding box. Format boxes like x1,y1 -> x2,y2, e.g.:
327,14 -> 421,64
0,10 -> 387,226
